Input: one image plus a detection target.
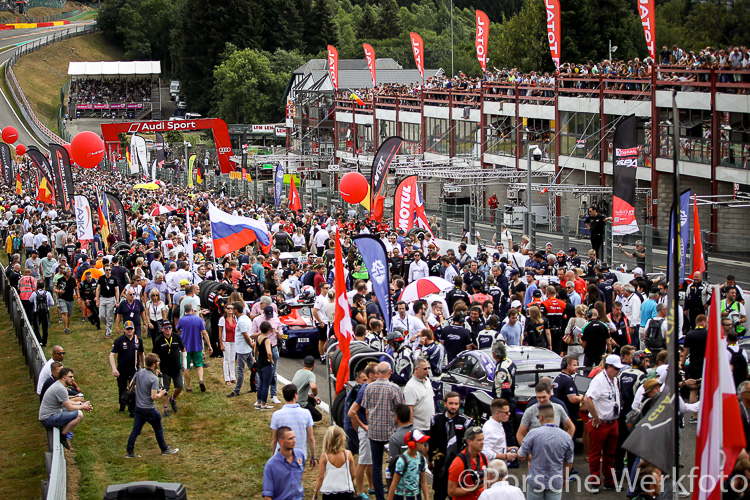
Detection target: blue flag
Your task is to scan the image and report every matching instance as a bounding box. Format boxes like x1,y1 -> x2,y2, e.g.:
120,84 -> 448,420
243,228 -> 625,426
678,189 -> 691,284
274,164 -> 284,207
354,235 -> 392,334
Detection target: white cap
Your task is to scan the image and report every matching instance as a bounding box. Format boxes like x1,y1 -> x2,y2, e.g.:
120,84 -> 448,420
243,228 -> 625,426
633,267 -> 644,275
605,354 -> 624,369
511,300 -> 522,309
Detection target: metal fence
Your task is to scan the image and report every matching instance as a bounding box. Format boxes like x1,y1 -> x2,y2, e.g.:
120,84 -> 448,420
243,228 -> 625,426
0,272 -> 65,500
5,22 -> 98,148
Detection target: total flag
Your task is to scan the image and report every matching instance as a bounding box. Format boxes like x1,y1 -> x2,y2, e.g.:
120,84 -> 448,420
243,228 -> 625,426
639,0 -> 656,60
327,45 -> 339,90
209,202 -> 271,256
289,177 -> 302,211
545,0 -> 561,68
692,196 -> 706,274
692,284 -> 746,500
188,153 -> 196,188
410,33 -> 424,81
363,43 -> 376,86
353,235 -> 392,333
16,171 -> 22,195
475,10 -> 489,71
333,227 -> 354,393
350,92 -> 365,106
370,136 -> 403,222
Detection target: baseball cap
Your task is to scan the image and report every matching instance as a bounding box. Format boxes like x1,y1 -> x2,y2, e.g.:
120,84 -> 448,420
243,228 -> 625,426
162,323 -> 174,330
605,354 -> 624,369
532,289 -> 542,297
179,279 -> 190,287
303,355 -> 316,366
263,305 -> 274,317
509,269 -> 519,276
568,247 -> 578,253
405,429 -> 430,445
124,320 -> 135,329
511,299 -> 522,309
633,267 -> 644,275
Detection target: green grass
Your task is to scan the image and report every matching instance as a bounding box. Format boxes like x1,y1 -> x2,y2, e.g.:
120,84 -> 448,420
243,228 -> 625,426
69,11 -> 98,21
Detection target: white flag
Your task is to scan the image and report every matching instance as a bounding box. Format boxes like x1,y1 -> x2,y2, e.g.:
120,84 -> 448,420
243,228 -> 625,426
74,195 -> 94,240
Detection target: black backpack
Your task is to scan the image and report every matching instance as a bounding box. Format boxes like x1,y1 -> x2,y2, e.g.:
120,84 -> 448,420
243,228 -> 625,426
728,346 -> 748,388
35,290 -> 48,315
644,318 -> 666,350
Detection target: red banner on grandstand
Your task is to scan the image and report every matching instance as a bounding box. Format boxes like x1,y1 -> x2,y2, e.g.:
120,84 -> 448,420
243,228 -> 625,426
639,0 -> 656,60
370,136 -> 403,222
612,115 -> 639,235
363,43 -> 376,87
410,32 -> 424,80
327,45 -> 339,90
545,0 -> 561,68
475,10 -> 489,71
394,175 -> 419,234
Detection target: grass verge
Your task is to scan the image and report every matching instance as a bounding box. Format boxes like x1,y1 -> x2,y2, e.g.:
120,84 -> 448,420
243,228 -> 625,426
68,11 -> 98,22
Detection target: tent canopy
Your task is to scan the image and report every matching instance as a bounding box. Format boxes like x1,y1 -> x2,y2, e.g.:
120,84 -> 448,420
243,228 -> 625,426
67,61 -> 161,77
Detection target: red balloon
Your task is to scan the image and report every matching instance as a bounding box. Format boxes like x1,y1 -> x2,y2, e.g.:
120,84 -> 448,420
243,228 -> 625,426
2,126 -> 18,144
15,144 -> 26,156
339,172 -> 369,204
70,131 -> 104,169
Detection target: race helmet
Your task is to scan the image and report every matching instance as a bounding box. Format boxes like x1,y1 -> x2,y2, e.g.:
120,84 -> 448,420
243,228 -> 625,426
299,285 -> 315,301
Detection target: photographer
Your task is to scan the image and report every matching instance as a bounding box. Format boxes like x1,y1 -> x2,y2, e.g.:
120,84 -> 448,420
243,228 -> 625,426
447,426 -> 488,499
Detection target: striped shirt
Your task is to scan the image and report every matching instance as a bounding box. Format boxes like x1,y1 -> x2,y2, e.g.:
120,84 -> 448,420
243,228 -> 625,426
361,378 -> 405,442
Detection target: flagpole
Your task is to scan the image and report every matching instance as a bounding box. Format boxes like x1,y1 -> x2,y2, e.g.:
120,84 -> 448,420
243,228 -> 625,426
670,89 -> 681,495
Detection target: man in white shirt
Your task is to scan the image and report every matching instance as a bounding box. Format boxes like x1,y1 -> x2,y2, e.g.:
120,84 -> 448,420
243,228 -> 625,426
313,284 -> 331,362
391,301 -> 425,346
482,398 -> 518,462
403,358 -> 434,431
622,284 -> 642,329
477,460 -> 525,500
313,226 -> 329,256
408,250 -> 429,283
228,301 -> 254,396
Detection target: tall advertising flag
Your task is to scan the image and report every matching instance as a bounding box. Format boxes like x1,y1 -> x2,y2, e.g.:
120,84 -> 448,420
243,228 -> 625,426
333,227 -> 354,393
639,0 -> 656,60
354,235 -> 392,334
410,32 -> 424,80
0,143 -> 13,186
289,177 -> 302,211
692,196 -> 706,274
155,132 -> 165,169
105,192 -> 128,243
50,144 -> 74,212
74,195 -> 94,241
370,136 -> 404,222
612,115 -> 639,235
679,189 -> 691,284
188,153 -> 196,188
274,164 -> 284,207
475,10 -> 489,71
35,172 -> 54,204
241,131 -> 248,173
26,148 -> 56,204
327,45 -> 339,90
545,0 -> 561,68
363,43 -> 377,87
394,175 -> 419,234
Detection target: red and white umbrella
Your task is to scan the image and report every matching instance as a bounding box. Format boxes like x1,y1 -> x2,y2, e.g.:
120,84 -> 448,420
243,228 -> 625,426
399,276 -> 454,302
150,205 -> 176,216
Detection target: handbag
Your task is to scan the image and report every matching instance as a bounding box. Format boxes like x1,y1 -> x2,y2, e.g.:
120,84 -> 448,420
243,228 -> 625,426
119,370 -> 138,406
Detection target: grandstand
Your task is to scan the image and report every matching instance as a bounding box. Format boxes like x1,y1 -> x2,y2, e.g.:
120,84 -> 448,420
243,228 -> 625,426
66,61 -> 161,120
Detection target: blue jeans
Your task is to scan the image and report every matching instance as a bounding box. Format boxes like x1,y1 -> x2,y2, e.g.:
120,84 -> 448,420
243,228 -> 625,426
270,345 -> 279,397
257,365 -> 273,404
526,487 -> 562,500
370,439 -> 387,500
234,352 -> 253,394
127,407 -> 168,454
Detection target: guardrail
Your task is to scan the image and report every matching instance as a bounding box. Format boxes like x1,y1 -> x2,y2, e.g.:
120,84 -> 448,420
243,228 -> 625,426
4,22 -> 97,147
0,271 -> 65,499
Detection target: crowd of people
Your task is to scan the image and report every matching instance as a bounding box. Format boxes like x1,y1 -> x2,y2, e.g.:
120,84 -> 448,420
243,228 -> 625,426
4,150 -> 750,499
69,77 -> 154,105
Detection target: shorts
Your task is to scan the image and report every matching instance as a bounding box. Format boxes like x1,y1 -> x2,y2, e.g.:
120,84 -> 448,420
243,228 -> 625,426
186,351 -> 203,368
58,300 -> 74,314
41,410 -> 79,428
161,371 -> 184,390
357,428 -> 372,465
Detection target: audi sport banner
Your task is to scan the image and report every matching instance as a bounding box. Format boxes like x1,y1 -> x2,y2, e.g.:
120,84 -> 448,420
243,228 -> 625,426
74,195 -> 94,240
394,175 -> 419,233
363,43 -> 376,87
545,0 -> 561,68
370,136 -> 403,222
274,164 -> 284,207
0,143 -> 13,186
155,131 -> 165,170
26,148 -> 56,205
105,192 -> 128,243
612,115 -> 639,235
639,0 -> 656,60
410,32 -> 424,80
475,10 -> 489,71
50,144 -> 74,212
353,235 -> 392,333
327,45 -> 339,90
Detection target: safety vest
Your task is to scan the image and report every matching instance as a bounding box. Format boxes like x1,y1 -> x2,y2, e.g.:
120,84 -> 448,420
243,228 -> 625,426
19,276 -> 37,301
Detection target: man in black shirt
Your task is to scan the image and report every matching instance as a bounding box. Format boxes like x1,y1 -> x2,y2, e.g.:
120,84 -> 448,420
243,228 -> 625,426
445,276 -> 471,313
462,261 -> 485,291
553,355 -> 583,419
80,272 -> 100,329
115,289 -> 147,339
97,265 -> 120,338
110,256 -> 130,293
584,207 -> 612,261
238,266 -> 261,301
389,247 -> 405,278
440,312 -> 474,362
109,320 -> 145,416
55,267 -> 77,334
581,309 -> 611,367
152,323 -> 185,416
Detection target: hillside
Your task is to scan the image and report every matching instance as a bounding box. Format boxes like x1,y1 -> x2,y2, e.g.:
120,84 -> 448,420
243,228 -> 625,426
12,32 -> 124,133
0,1 -> 92,22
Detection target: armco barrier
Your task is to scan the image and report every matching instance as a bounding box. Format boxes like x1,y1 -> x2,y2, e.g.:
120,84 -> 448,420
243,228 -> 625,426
0,272 -> 65,500
3,22 -> 97,147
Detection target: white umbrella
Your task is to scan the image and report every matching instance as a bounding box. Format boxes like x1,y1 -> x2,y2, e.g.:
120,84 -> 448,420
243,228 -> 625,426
150,205 -> 176,216
399,276 -> 454,302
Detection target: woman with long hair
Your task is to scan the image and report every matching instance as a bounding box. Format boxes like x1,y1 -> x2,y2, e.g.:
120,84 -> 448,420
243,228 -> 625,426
254,321 -> 274,410
565,304 -> 588,365
313,425 -> 356,500
145,289 -> 168,343
525,305 -> 551,349
219,303 -> 237,385
292,227 -> 306,252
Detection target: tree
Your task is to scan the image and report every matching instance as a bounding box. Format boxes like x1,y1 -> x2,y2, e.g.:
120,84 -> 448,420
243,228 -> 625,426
357,5 -> 378,39
377,0 -> 401,39
305,0 -> 339,53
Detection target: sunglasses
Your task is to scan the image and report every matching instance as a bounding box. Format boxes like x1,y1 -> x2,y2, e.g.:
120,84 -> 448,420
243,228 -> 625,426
55,351 -> 65,355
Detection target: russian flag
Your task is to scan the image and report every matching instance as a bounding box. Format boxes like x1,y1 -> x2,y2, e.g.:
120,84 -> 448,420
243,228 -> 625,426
209,202 -> 271,257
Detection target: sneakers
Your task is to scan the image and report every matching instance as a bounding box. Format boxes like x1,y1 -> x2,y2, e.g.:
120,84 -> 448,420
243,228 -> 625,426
227,392 -> 240,398
199,382 -> 206,393
161,447 -> 179,455
169,397 -> 178,413
125,453 -> 141,459
60,437 -> 70,450
688,416 -> 698,424
64,328 -> 70,334
254,402 -> 262,410
260,404 -> 274,410
271,396 -> 281,404
163,408 -> 171,417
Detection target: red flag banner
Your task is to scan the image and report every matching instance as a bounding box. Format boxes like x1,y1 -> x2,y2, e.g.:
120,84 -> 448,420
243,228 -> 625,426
638,0 -> 656,60
363,43 -> 376,87
410,32 -> 424,80
333,228 -> 353,394
475,10 -> 489,71
327,45 -> 339,90
692,196 -> 706,274
394,175 -> 419,234
289,178 -> 302,211
545,0 -> 561,68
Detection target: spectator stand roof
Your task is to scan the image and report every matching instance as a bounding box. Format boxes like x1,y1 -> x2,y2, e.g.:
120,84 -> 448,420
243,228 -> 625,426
67,61 -> 161,77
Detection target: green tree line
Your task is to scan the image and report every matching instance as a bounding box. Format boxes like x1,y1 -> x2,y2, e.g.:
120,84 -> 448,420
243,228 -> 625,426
97,0 -> 749,124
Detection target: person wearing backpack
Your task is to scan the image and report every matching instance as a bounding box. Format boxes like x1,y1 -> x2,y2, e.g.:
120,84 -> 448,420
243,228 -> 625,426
32,281 -> 53,347
387,429 -> 430,500
643,303 -> 668,357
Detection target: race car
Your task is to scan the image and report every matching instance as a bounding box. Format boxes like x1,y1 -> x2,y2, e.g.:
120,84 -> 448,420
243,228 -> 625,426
278,291 -> 319,356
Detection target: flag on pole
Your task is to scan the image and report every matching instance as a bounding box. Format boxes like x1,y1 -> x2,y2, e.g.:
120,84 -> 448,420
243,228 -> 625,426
350,92 -> 365,106
209,202 -> 271,256
35,172 -> 54,204
289,177 -> 302,211
692,284 -> 746,500
16,171 -> 22,195
333,227 -> 354,394
692,196 -> 706,274
97,188 -> 111,250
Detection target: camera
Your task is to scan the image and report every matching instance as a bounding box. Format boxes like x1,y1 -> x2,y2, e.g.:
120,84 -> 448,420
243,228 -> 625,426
467,468 -> 486,483
531,145 -> 542,162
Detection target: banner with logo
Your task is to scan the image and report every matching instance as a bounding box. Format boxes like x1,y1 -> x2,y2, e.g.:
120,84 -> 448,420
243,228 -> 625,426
274,164 -> 284,207
327,45 -> 339,90
155,131 -> 165,171
668,189 -> 691,284
410,33 -> 424,80
0,143 -> 13,186
638,0 -> 656,60
354,235 -> 392,333
35,171 -> 54,204
370,136 -> 403,222
475,10 -> 489,71
50,144 -> 74,212
545,0 -> 561,68
105,192 -> 128,243
188,153 -> 196,188
241,131 -> 248,174
394,175 -> 419,233
363,43 -> 376,86
74,195 -> 94,240
612,115 -> 639,235
26,148 -> 56,204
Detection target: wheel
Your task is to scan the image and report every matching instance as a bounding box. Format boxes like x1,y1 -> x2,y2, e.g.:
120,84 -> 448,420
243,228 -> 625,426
331,389 -> 347,427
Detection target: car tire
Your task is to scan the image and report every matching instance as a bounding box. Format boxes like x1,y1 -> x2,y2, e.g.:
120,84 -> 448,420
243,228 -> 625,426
331,389 -> 347,427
